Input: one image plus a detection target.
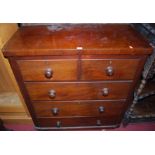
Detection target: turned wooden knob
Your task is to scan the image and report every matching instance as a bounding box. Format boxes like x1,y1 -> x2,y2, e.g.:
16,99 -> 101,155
98,106 -> 105,113
102,88 -> 109,96
45,68 -> 53,79
56,121 -> 61,128
106,66 -> 114,76
48,89 -> 56,98
51,108 -> 59,115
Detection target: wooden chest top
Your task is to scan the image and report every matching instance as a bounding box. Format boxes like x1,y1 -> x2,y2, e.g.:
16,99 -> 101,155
2,24 -> 152,56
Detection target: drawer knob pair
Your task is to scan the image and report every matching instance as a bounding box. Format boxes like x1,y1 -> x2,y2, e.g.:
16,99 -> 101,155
45,68 -> 53,79
106,66 -> 114,76
49,89 -> 109,98
51,106 -> 104,115
56,120 -> 101,127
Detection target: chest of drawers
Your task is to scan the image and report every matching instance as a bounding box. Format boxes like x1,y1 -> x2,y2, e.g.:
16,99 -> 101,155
2,24 -> 152,130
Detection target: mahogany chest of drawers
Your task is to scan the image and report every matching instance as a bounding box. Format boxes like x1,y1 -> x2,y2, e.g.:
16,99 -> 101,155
2,24 -> 152,130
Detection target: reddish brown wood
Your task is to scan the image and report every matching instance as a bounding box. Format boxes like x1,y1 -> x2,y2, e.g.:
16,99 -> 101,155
2,24 -> 152,57
2,24 -> 152,130
81,58 -> 140,80
37,116 -> 122,128
17,59 -> 78,81
33,100 -> 125,117
26,81 -> 131,100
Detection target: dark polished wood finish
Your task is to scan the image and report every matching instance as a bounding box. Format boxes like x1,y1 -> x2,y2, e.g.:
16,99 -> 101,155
37,116 -> 122,128
26,82 -> 131,100
2,24 -> 152,130
81,58 -> 140,80
3,24 -> 152,57
33,100 -> 125,117
17,59 -> 78,81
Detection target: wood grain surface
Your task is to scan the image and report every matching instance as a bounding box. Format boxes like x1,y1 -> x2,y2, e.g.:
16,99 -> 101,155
33,100 -> 125,117
2,24 -> 152,56
26,81 -> 131,100
17,59 -> 78,81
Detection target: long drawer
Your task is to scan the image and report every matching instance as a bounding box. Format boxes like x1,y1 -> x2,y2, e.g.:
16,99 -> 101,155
33,100 -> 125,117
26,81 -> 131,101
81,58 -> 140,80
17,59 -> 78,81
37,116 -> 122,128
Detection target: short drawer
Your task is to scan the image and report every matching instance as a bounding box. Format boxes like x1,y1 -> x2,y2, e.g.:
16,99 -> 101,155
37,116 -> 122,128
81,59 -> 140,80
33,100 -> 125,117
26,81 -> 131,100
17,59 -> 78,81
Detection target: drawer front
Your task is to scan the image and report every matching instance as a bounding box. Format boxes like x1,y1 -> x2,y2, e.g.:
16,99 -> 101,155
33,101 -> 124,117
17,59 -> 78,81
26,82 -> 131,100
37,116 -> 122,128
81,59 -> 140,80
33,100 -> 125,117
